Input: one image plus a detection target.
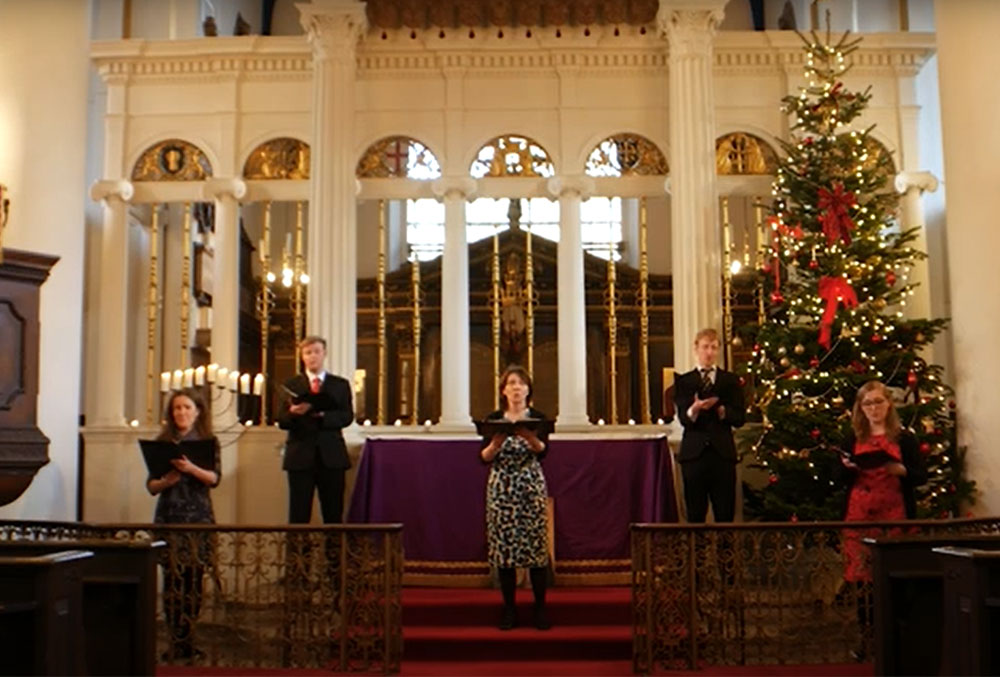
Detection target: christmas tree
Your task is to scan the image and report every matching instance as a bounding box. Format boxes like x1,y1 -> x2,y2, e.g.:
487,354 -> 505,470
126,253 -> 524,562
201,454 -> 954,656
738,30 -> 975,521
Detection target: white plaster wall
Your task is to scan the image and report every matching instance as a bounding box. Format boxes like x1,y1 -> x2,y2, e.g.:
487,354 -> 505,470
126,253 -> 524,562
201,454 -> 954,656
0,0 -> 91,520
935,0 -> 1000,515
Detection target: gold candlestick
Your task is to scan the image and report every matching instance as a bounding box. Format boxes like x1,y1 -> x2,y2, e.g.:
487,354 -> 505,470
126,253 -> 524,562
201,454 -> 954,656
293,202 -> 307,353
525,223 -> 535,377
377,200 -> 387,425
180,203 -> 192,367
638,197 -> 651,424
721,197 -> 735,369
491,227 -> 501,409
258,201 -> 273,424
607,237 -> 618,424
410,252 -> 421,424
146,204 -> 160,423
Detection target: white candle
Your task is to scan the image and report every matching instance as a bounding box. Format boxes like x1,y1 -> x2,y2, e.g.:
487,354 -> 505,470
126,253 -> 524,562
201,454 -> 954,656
285,232 -> 292,254
172,370 -> 183,390
253,373 -> 265,396
240,373 -> 251,394
194,365 -> 206,386
228,370 -> 239,392
206,363 -> 218,383
217,367 -> 229,387
258,238 -> 265,262
183,368 -> 194,388
160,372 -> 171,393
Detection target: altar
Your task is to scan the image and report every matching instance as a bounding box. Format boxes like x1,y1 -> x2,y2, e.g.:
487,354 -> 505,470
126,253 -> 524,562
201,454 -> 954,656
347,435 -> 677,585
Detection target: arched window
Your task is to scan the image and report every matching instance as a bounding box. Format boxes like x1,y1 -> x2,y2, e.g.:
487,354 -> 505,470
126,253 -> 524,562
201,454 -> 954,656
585,133 -> 668,177
469,135 -> 554,178
132,139 -> 213,181
357,135 -> 441,179
715,132 -> 778,175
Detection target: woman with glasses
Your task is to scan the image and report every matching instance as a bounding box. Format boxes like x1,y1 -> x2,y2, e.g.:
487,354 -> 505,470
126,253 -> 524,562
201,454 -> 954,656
840,380 -> 926,659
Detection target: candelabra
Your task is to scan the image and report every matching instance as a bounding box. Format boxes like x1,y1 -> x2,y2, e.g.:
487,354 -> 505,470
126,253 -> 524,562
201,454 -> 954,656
159,364 -> 264,432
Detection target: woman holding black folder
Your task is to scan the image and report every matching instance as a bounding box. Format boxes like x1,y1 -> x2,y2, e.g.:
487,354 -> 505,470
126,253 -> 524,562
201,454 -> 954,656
146,388 -> 221,662
839,380 -> 926,659
479,365 -> 552,631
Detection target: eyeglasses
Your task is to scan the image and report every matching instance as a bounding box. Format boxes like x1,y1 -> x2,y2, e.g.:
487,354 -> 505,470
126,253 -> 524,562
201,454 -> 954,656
861,398 -> 888,407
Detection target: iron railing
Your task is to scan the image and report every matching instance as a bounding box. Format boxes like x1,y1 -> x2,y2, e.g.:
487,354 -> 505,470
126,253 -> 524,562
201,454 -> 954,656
0,521 -> 403,673
631,518 -> 1000,672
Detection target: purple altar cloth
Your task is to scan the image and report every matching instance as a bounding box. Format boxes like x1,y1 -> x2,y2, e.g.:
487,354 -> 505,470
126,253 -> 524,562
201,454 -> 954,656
347,437 -> 676,565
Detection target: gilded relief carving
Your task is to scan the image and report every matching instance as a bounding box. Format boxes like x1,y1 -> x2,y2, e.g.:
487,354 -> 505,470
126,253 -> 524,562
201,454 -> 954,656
715,132 -> 778,175
356,136 -> 441,179
470,135 -> 554,178
132,139 -> 213,181
243,138 -> 310,180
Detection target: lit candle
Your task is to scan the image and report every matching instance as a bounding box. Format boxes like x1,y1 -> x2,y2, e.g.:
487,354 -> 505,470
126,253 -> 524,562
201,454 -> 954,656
240,373 -> 251,394
172,370 -> 183,390
217,367 -> 229,387
206,363 -> 219,383
253,373 -> 265,396
160,372 -> 171,393
194,365 -> 206,386
183,368 -> 194,388
228,370 -> 239,392
394,419 -> 402,427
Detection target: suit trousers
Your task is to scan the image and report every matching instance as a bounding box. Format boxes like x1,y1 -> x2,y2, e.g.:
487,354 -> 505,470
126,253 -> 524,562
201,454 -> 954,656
286,458 -> 345,524
680,445 -> 736,523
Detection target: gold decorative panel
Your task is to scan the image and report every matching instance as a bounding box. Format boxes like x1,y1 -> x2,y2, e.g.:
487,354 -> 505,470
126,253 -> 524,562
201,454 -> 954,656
132,139 -> 213,182
243,138 -> 310,180
470,135 -> 554,178
356,136 -> 441,179
715,132 -> 778,175
859,136 -> 895,182
585,133 -> 668,177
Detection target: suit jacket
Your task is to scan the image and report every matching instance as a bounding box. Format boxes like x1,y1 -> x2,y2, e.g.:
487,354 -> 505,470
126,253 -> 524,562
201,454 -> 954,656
278,373 -> 354,471
674,367 -> 746,462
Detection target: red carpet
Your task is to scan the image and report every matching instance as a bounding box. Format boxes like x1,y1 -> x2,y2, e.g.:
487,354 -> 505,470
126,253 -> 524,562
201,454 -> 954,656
156,586 -> 874,675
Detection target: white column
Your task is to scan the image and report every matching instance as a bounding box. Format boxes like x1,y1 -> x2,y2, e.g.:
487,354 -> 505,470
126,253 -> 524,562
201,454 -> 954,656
658,0 -> 727,368
89,179 -> 134,426
299,0 -> 366,379
893,171 -> 938,321
203,178 -> 246,423
935,0 -> 1000,515
548,176 -> 595,428
432,177 -> 477,430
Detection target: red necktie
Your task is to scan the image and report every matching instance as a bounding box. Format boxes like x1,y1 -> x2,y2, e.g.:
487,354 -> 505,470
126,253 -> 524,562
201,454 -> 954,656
310,377 -> 321,394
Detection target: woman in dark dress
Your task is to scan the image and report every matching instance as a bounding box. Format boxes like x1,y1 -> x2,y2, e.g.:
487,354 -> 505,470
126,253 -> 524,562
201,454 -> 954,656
146,388 -> 221,661
840,380 -> 926,659
480,365 -> 552,631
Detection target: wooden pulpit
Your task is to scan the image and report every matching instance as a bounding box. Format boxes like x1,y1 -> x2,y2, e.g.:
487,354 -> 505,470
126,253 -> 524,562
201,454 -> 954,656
0,248 -> 58,506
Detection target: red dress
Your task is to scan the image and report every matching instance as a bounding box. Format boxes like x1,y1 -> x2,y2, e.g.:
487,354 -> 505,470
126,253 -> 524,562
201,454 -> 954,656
843,435 -> 905,582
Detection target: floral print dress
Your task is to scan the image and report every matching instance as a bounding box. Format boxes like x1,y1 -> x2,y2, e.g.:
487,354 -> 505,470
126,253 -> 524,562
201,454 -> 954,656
486,425 -> 549,569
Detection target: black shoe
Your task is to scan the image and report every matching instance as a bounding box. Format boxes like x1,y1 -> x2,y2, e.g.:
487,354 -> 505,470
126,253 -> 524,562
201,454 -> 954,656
498,607 -> 518,630
533,606 -> 552,630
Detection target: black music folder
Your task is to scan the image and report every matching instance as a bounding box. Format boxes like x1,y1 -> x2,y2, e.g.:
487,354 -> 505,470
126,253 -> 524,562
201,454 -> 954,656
281,383 -> 336,411
139,439 -> 216,479
475,418 -> 555,438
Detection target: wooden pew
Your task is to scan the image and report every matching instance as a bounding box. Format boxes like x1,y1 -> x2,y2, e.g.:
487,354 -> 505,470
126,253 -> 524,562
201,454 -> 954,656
0,550 -> 92,676
866,534 -> 1000,676
0,539 -> 163,676
934,546 -> 1000,676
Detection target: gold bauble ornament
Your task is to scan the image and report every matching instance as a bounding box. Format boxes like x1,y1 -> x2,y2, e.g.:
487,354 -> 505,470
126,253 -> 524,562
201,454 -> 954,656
832,395 -> 845,408
780,357 -> 791,367
732,336 -> 743,348
794,343 -> 805,355
873,298 -> 887,310
777,346 -> 788,356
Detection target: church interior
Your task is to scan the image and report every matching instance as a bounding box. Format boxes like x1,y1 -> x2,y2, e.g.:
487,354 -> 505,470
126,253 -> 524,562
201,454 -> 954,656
1,0 -> 999,673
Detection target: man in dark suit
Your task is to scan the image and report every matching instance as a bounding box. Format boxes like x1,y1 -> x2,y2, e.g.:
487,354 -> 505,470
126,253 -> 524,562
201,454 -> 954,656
278,336 -> 354,523
674,328 -> 745,522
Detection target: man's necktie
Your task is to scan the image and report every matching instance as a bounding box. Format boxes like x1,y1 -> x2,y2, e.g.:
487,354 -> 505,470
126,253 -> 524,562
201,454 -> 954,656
310,377 -> 321,394
700,368 -> 713,392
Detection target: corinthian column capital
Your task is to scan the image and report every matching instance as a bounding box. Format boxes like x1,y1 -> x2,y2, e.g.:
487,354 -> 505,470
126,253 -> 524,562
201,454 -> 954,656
297,0 -> 368,62
203,177 -> 248,201
547,175 -> 596,201
894,171 -> 940,195
431,177 -> 478,202
90,179 -> 134,203
656,0 -> 727,51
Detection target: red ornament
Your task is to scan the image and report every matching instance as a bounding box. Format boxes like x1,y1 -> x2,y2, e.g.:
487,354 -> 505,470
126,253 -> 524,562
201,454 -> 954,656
769,474 -> 779,485
810,428 -> 821,440
738,376 -> 747,387
886,271 -> 897,286
934,428 -> 942,436
906,370 -> 918,388
809,356 -> 820,368
919,442 -> 931,454
949,400 -> 957,410
808,259 -> 819,270
871,334 -> 882,344
753,344 -> 761,352
762,263 -> 773,274
803,137 -> 814,146
771,290 -> 785,304
790,514 -> 799,523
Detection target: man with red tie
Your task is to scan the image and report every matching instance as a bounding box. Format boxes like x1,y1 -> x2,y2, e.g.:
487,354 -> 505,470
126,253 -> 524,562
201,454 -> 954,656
278,336 -> 354,523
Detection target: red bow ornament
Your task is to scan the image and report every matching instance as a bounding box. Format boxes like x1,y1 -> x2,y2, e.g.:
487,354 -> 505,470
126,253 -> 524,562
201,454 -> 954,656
817,276 -> 858,349
817,183 -> 856,245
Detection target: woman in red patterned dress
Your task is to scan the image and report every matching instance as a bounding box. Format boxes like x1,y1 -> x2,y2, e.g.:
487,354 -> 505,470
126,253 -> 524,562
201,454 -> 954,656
840,380 -> 926,659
